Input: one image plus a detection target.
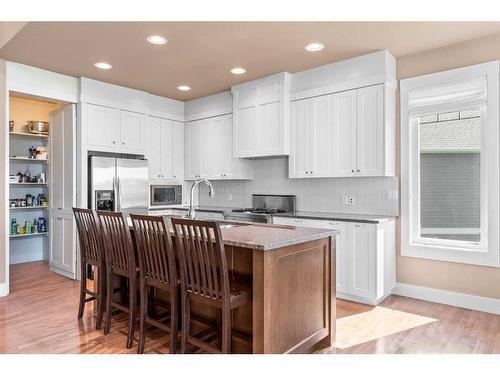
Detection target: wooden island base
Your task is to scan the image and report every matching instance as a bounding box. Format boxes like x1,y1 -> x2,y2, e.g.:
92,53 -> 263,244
176,236 -> 336,354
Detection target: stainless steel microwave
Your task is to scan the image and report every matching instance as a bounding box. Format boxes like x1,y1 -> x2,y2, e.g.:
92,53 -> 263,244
150,184 -> 183,207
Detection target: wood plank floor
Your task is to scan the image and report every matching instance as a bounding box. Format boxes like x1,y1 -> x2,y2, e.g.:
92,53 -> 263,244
1,261 -> 500,354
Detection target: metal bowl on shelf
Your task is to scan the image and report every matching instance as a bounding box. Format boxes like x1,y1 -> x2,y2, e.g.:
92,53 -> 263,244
27,120 -> 49,135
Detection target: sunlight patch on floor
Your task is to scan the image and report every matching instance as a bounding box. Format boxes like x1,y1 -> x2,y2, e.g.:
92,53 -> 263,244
334,306 -> 437,349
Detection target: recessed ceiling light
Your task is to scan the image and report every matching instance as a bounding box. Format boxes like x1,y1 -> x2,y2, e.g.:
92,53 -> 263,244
230,67 -> 246,75
94,62 -> 112,70
177,85 -> 191,91
305,42 -> 325,52
146,35 -> 168,45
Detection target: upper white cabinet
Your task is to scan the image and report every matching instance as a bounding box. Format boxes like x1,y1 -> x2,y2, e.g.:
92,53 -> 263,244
290,83 -> 395,178
290,94 -> 333,178
146,117 -> 184,181
232,72 -> 291,158
185,114 -> 253,180
120,110 -> 146,153
83,103 -> 147,155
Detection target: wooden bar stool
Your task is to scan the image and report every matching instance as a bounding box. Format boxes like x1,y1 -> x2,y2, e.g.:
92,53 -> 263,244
130,214 -> 179,354
171,218 -> 252,354
97,211 -> 138,349
72,208 -> 106,330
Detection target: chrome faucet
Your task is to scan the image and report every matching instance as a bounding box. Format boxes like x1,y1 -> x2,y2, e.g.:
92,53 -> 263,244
187,178 -> 215,219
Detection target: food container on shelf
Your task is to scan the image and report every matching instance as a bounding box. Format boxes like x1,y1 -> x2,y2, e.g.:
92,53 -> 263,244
35,147 -> 48,160
9,120 -> 14,132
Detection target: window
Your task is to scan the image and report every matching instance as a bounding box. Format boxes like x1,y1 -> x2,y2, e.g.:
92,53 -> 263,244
400,62 -> 500,266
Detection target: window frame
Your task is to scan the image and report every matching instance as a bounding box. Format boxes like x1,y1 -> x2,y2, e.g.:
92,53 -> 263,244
400,61 -> 500,267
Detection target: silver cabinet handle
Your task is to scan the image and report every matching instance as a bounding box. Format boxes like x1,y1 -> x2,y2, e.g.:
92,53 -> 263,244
305,171 -> 309,174
112,141 -> 116,144
310,171 -> 313,174
357,169 -> 360,173
122,142 -> 125,146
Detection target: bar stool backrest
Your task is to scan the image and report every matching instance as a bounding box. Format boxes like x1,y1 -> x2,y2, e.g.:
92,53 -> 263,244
73,207 -> 103,266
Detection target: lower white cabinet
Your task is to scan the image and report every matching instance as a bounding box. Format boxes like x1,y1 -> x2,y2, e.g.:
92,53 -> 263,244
272,216 -> 395,305
49,212 -> 76,279
185,114 -> 253,180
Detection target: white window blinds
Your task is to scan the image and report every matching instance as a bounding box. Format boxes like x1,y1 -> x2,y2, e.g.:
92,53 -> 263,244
408,76 -> 487,114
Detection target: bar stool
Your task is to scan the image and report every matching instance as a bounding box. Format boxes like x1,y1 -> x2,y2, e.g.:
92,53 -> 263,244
73,208 -> 106,330
171,218 -> 252,354
96,211 -> 138,349
130,214 -> 179,354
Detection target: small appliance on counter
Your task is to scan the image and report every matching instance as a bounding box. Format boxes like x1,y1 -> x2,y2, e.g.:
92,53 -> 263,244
150,184 -> 183,208
224,194 -> 296,223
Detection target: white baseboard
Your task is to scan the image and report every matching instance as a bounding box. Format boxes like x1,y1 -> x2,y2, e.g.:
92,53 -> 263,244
0,282 -> 8,297
393,282 -> 500,315
9,254 -> 46,265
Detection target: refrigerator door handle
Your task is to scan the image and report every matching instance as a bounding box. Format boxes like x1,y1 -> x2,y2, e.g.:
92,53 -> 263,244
116,176 -> 122,212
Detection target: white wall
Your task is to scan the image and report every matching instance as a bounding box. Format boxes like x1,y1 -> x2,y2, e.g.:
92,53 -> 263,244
198,157 -> 398,216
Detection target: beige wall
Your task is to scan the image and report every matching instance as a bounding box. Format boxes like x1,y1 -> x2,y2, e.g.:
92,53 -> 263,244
0,58 -> 6,287
396,32 -> 500,299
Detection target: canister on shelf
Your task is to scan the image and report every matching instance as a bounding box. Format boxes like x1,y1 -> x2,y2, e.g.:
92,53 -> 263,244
11,218 -> 17,236
25,221 -> 32,234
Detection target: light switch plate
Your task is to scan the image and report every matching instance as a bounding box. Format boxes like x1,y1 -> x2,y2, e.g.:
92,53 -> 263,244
342,195 -> 349,205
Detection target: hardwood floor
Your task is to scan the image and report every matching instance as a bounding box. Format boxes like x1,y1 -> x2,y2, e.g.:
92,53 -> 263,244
1,261 -> 500,354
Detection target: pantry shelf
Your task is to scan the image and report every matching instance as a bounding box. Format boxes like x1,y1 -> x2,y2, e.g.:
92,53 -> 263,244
9,131 -> 50,139
9,206 -> 49,211
10,232 -> 49,239
10,183 -> 48,186
9,156 -> 49,162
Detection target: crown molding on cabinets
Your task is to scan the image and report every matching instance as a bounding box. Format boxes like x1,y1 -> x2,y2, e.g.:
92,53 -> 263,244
291,50 -> 397,101
148,94 -> 184,122
6,62 -> 78,103
184,91 -> 232,122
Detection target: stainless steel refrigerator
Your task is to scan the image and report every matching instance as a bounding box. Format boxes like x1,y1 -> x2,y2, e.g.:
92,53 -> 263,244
89,156 -> 149,215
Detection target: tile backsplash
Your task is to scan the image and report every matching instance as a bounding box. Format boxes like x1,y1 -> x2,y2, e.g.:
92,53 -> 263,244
198,158 -> 399,216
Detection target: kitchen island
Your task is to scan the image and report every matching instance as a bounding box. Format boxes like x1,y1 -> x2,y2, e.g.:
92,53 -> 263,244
131,216 -> 337,354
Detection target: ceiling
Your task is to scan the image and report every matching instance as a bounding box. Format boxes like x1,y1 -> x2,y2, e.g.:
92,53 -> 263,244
1,22 -> 500,101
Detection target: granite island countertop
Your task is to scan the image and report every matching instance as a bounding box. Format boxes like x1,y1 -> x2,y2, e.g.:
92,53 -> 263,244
130,213 -> 337,251
273,211 -> 396,224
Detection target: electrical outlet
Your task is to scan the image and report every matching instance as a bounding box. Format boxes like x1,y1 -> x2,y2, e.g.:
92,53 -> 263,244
348,195 -> 355,205
342,195 -> 349,205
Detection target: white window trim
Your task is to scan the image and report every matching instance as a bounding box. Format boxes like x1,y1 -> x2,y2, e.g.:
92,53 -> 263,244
400,61 -> 500,267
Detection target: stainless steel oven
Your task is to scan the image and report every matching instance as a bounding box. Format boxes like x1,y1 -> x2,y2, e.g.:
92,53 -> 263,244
150,184 -> 183,207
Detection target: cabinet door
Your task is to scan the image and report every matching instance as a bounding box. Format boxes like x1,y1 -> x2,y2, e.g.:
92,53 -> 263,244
223,115 -> 253,179
145,116 -> 162,179
289,99 -> 311,178
49,214 -> 76,279
210,116 -> 226,179
310,94 -> 333,177
233,87 -> 257,157
200,119 -> 215,178
332,90 -> 357,177
160,119 -> 173,179
172,121 -> 184,180
347,223 -> 376,300
185,120 -> 202,179
120,110 -> 146,153
328,221 -> 348,295
356,85 -> 384,176
86,104 -> 120,150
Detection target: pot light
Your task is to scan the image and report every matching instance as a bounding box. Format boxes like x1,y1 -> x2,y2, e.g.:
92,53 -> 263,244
146,35 -> 168,45
94,62 -> 112,70
230,67 -> 246,75
177,85 -> 191,91
305,42 -> 325,52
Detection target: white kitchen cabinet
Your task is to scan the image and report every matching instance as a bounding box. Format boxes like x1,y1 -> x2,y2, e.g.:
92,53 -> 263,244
120,110 -> 146,153
146,117 -> 184,181
172,121 -> 184,180
185,115 -> 253,180
356,85 -> 384,176
332,90 -> 357,177
333,84 -> 391,177
49,104 -> 77,279
290,94 -> 333,178
232,72 -> 291,158
271,216 -> 395,305
83,103 -> 146,155
85,104 -> 121,151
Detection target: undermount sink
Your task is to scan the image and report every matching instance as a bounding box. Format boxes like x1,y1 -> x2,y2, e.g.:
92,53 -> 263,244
218,223 -> 249,229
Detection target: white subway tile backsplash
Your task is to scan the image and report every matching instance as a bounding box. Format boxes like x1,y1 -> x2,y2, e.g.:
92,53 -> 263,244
198,158 -> 399,216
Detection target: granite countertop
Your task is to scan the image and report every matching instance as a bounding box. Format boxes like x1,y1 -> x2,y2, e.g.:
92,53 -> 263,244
129,213 -> 337,251
218,223 -> 337,250
274,211 -> 396,224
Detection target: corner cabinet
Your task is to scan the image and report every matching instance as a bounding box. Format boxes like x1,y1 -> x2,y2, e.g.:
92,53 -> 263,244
82,103 -> 146,155
271,216 -> 396,305
146,116 -> 184,181
185,114 -> 253,180
289,83 -> 396,178
232,72 -> 291,158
